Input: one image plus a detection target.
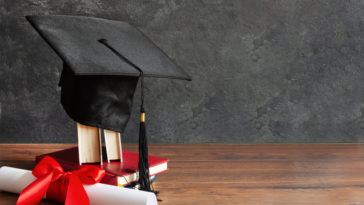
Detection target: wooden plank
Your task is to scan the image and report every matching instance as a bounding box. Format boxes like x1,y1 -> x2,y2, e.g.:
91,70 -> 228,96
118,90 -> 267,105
153,183 -> 364,205
2,143 -> 364,161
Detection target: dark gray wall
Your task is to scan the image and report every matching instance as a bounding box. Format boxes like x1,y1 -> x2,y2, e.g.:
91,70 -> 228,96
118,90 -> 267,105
0,0 -> 363,143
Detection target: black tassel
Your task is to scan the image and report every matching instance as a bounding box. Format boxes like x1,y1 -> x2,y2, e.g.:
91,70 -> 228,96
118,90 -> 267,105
97,38 -> 155,192
138,107 -> 152,191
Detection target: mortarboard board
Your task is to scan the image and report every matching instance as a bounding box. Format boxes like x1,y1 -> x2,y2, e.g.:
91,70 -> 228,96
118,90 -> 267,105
26,15 -> 191,192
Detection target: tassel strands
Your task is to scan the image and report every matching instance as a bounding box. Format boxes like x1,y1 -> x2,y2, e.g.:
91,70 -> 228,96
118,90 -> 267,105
138,110 -> 151,191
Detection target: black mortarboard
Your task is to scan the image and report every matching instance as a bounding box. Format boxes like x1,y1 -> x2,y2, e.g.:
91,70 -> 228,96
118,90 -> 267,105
26,15 -> 191,192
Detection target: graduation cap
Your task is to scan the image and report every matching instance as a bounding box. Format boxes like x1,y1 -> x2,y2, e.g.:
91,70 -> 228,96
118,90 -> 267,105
26,15 -> 191,192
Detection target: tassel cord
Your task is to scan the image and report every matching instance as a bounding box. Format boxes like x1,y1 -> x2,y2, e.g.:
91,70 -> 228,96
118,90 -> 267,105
98,39 -> 153,192
138,73 -> 152,191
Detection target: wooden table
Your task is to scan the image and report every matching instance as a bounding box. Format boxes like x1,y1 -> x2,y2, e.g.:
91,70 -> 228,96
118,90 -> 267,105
1,144 -> 364,204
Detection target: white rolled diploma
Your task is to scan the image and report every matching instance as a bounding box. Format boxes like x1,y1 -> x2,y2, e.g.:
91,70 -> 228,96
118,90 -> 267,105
0,166 -> 157,205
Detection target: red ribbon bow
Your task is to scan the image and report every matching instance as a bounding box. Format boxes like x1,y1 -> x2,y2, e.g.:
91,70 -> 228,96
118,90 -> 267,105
16,156 -> 105,205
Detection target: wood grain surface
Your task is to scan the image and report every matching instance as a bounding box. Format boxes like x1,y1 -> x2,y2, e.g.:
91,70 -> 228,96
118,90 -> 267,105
1,144 -> 364,204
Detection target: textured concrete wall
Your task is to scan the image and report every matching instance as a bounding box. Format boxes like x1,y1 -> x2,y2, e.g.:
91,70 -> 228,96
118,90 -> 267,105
0,0 -> 363,143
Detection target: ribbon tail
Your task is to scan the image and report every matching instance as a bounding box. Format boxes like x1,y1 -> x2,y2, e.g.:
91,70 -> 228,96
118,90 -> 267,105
65,174 -> 89,205
16,172 -> 53,205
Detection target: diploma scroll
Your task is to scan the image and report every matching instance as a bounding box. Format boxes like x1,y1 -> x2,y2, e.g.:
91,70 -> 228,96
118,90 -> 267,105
0,166 -> 157,205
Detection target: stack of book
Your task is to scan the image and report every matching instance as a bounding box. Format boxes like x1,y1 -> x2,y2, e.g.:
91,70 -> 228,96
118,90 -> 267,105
36,147 -> 168,188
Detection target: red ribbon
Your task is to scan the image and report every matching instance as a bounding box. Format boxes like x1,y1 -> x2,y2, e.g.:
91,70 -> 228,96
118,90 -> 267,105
16,156 -> 105,205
